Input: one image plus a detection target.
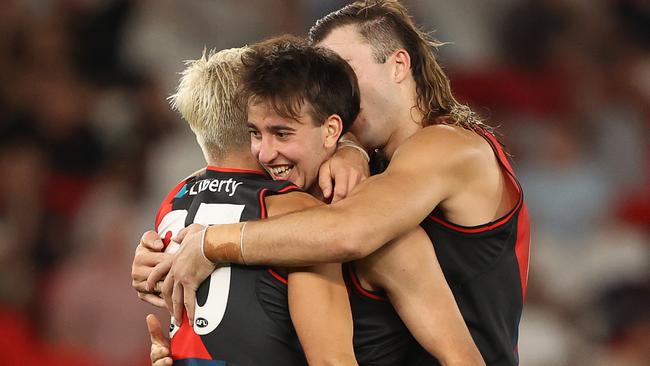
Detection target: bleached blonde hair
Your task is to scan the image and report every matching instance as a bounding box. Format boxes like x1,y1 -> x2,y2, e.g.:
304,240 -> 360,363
169,47 -> 250,160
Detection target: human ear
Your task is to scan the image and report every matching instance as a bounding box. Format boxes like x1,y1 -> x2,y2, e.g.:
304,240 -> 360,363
392,49 -> 411,83
322,115 -> 343,148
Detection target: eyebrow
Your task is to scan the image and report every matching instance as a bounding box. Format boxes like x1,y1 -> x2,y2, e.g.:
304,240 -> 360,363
246,122 -> 299,132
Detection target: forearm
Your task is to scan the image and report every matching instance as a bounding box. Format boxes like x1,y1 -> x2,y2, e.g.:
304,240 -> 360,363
244,203 -> 373,265
204,172 -> 433,266
204,205 -> 370,266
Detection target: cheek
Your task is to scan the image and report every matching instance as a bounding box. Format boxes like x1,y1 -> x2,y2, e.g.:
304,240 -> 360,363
352,111 -> 369,131
250,139 -> 261,157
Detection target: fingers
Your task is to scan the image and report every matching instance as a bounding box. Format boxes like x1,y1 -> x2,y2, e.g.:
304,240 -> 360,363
146,314 -> 166,345
184,285 -> 197,326
133,252 -> 171,295
172,281 -> 185,326
153,357 -> 173,366
161,271 -> 174,318
173,227 -> 188,244
132,250 -> 169,289
138,292 -> 167,308
318,163 -> 333,199
332,169 -> 350,202
141,230 -> 164,251
147,314 -> 172,366
132,252 -> 169,290
346,170 -> 362,196
147,258 -> 172,292
172,223 -> 204,244
135,251 -> 171,266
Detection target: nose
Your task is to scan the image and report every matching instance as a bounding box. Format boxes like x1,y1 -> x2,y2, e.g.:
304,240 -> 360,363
254,136 -> 278,164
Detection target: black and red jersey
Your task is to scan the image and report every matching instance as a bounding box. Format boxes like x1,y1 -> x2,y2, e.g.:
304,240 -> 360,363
415,129 -> 531,366
343,263 -> 416,366
154,166 -> 305,366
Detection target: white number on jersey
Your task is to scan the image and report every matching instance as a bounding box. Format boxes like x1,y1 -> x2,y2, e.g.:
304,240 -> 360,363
158,202 -> 246,336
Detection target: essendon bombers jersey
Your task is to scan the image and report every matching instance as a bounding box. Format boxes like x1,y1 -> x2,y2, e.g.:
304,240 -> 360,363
154,166 -> 305,366
343,263 -> 416,365
414,129 -> 531,366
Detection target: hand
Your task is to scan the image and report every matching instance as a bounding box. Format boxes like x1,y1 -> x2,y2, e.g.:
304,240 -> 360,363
319,144 -> 369,202
162,224 -> 216,325
146,314 -> 172,366
132,230 -> 171,308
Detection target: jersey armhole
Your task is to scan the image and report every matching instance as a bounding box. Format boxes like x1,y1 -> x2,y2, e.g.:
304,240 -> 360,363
428,128 -> 524,234
344,263 -> 388,302
258,184 -> 301,219
267,268 -> 288,285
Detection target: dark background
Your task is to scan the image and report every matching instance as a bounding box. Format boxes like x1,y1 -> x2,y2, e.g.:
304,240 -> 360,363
0,1 -> 648,365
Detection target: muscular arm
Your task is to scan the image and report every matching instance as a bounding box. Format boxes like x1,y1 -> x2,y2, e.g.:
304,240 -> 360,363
355,227 -> 484,365
204,126 -> 476,266
288,264 -> 356,366
266,192 -> 357,366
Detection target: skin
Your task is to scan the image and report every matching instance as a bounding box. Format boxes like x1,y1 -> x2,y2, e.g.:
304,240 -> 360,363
247,101 -> 341,199
146,314 -> 172,366
147,92 -> 483,363
162,25 -> 517,364
244,100 -> 483,364
151,148 -> 357,366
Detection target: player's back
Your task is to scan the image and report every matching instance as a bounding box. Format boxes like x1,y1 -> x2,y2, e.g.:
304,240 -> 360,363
155,166 -> 306,366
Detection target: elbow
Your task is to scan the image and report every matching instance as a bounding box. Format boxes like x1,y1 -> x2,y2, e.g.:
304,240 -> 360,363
332,240 -> 365,261
323,208 -> 383,262
329,226 -> 374,262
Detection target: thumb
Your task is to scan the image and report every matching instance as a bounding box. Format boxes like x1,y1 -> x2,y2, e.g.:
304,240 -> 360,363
141,230 -> 164,251
172,227 -> 188,244
146,314 -> 167,346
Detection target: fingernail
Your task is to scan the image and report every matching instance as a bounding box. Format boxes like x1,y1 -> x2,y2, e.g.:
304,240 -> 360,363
154,239 -> 164,249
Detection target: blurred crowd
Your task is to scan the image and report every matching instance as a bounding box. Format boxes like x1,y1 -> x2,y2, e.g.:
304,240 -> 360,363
0,0 -> 647,365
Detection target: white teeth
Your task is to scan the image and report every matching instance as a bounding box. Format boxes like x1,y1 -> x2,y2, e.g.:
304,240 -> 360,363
269,165 -> 292,177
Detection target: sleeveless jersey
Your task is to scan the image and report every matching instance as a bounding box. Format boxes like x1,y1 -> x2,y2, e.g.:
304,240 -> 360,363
154,166 -> 305,366
414,129 -> 531,366
342,262 -> 417,366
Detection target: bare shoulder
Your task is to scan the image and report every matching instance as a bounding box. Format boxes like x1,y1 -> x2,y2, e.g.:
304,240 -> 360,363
393,125 -> 495,174
265,191 -> 324,217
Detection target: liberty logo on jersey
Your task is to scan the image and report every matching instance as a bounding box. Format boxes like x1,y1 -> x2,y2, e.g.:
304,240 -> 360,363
189,178 -> 243,197
174,184 -> 189,198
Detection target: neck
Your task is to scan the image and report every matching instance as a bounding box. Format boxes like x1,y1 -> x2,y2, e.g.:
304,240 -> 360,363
206,150 -> 263,171
382,104 -> 423,159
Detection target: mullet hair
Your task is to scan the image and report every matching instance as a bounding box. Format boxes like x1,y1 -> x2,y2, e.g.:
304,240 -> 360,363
309,0 -> 492,133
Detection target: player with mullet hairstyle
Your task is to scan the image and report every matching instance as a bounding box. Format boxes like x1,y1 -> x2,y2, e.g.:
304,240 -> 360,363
140,47 -> 357,366
239,36 -> 482,365
145,36 -> 483,366
149,1 -> 531,365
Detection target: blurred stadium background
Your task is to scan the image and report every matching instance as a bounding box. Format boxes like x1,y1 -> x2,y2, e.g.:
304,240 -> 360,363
0,0 -> 648,365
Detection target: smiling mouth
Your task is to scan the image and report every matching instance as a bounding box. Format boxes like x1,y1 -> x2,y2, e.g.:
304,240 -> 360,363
266,165 -> 293,179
